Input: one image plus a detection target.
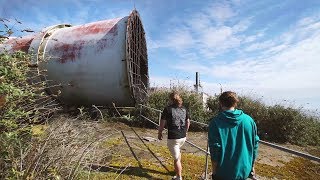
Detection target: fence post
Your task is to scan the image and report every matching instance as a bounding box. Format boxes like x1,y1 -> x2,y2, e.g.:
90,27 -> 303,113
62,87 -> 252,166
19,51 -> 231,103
204,140 -> 209,180
158,111 -> 162,126
139,104 -> 142,122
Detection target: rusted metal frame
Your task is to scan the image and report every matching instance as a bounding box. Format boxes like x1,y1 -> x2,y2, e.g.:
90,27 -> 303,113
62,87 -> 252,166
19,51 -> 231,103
138,78 -> 148,91
128,70 -> 141,77
204,142 -> 210,180
185,140 -> 210,155
128,48 -> 143,62
190,119 -> 210,127
140,114 -> 159,127
125,10 -> 148,104
136,48 -> 147,62
139,104 -> 162,113
126,13 -> 135,100
129,46 -> 147,63
131,83 -> 143,87
259,140 -> 320,163
133,83 -> 147,98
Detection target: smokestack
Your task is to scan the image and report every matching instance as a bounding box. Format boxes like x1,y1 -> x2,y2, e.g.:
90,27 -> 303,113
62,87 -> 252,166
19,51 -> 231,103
195,72 -> 199,93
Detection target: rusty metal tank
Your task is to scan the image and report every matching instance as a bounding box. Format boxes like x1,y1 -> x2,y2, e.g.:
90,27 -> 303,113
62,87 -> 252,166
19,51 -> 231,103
0,10 -> 149,106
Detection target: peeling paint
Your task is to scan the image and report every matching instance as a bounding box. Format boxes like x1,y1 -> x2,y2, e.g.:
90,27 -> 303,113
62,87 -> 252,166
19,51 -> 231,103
5,36 -> 34,53
51,23 -> 119,63
52,40 -> 85,63
71,18 -> 121,36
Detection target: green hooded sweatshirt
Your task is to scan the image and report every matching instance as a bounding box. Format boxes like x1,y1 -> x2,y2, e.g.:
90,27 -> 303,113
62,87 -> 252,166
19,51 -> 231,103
208,109 -> 259,180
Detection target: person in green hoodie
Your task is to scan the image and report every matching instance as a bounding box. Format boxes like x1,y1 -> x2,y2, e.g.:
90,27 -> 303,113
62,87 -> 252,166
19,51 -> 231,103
208,91 -> 259,180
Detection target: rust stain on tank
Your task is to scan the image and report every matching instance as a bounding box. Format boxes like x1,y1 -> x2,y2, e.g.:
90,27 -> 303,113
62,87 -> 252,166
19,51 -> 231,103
53,40 -> 85,64
47,19 -> 120,64
72,19 -> 120,36
6,36 -> 34,52
96,24 -> 118,53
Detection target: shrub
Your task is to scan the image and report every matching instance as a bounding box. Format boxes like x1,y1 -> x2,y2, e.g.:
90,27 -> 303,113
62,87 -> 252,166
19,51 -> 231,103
207,94 -> 320,146
0,50 -> 62,178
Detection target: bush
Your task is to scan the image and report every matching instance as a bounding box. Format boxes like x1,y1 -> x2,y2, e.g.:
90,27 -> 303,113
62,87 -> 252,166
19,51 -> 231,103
0,50 -> 61,178
207,94 -> 320,146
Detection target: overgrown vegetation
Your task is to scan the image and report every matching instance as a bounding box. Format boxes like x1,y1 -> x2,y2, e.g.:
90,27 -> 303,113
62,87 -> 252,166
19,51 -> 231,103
0,50 -> 62,178
146,88 -> 320,146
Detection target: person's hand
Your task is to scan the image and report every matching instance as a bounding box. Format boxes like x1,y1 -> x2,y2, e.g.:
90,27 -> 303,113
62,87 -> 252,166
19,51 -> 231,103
252,167 -> 255,174
158,132 -> 163,140
249,167 -> 257,180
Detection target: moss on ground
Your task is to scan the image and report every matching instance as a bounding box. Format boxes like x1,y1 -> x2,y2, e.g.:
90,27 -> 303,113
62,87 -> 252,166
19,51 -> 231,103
80,140 -> 210,179
182,153 -> 212,179
100,137 -> 123,148
79,126 -> 320,179
256,157 -> 320,179
31,124 -> 48,136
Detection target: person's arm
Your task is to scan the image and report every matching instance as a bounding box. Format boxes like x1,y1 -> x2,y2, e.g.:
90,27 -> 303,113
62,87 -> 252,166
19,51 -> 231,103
253,121 -> 260,172
186,118 -> 190,134
253,121 -> 259,162
185,109 -> 191,136
158,108 -> 168,140
208,119 -> 221,175
250,120 -> 259,179
158,119 -> 166,140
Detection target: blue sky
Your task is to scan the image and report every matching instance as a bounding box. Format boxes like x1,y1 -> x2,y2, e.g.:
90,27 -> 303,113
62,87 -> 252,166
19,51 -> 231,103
1,0 -> 320,112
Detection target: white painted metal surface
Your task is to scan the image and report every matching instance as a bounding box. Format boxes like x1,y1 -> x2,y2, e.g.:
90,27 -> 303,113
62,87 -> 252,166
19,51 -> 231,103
43,17 -> 133,106
0,10 -> 149,107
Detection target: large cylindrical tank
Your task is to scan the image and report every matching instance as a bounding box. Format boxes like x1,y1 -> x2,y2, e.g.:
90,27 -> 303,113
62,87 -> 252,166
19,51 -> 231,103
0,10 -> 149,107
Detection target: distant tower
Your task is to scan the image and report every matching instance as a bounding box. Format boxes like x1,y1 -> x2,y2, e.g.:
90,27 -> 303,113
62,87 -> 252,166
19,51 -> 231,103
194,72 -> 202,93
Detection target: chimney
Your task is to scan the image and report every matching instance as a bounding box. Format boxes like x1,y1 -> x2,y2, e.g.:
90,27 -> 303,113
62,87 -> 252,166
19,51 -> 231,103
195,72 -> 199,93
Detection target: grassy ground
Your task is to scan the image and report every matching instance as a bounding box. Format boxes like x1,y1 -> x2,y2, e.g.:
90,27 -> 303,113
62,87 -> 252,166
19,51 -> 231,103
31,117 -> 320,179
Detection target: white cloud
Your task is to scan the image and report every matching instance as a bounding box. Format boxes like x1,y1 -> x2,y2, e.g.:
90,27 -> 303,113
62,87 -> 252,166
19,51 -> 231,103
148,28 -> 195,51
168,29 -> 195,50
296,16 -> 319,27
171,17 -> 320,107
187,13 -> 212,32
149,0 -> 250,58
232,18 -> 252,33
201,26 -> 233,47
206,2 -> 236,24
244,40 -> 275,52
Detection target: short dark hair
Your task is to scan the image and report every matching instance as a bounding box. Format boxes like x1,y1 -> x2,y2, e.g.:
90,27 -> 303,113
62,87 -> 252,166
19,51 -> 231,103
219,91 -> 239,108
